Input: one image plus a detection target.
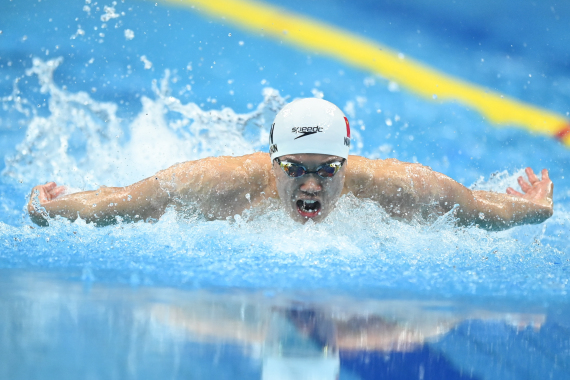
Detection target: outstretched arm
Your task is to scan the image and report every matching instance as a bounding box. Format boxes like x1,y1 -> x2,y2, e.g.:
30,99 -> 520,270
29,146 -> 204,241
344,156 -> 553,230
453,167 -> 553,230
28,177 -> 170,226
27,152 -> 277,226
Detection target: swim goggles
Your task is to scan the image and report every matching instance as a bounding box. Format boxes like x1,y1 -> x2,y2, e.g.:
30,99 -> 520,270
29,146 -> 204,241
275,158 -> 345,178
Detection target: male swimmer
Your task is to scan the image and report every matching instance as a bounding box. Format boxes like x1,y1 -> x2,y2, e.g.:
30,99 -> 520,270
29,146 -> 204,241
27,98 -> 553,230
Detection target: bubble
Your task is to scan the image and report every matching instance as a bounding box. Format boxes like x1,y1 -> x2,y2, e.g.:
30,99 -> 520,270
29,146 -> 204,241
388,81 -> 399,92
101,5 -> 120,22
228,33 -> 231,37
124,29 -> 135,40
140,55 -> 153,70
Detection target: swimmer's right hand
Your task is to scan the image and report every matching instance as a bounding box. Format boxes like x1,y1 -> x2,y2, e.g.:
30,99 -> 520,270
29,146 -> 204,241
27,182 -> 67,225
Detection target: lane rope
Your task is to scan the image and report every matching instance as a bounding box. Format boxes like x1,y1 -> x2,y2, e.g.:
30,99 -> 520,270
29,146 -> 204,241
161,0 -> 570,146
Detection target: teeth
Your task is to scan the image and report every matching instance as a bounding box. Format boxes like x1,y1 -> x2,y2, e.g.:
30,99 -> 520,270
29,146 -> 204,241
299,199 -> 319,213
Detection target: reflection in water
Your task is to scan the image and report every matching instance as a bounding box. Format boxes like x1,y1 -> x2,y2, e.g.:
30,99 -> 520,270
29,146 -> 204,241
262,308 -> 339,380
0,270 -> 566,380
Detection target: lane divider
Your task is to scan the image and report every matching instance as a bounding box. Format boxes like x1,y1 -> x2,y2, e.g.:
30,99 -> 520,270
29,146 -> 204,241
161,0 -> 570,147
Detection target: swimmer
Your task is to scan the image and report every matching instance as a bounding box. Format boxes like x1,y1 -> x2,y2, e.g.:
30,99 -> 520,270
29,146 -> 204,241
27,98 -> 554,230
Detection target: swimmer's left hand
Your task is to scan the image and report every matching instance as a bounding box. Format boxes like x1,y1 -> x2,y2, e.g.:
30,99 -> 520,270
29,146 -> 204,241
506,168 -> 553,209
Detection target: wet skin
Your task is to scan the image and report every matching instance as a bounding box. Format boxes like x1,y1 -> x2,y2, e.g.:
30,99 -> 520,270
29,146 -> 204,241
27,152 -> 553,230
272,154 -> 346,224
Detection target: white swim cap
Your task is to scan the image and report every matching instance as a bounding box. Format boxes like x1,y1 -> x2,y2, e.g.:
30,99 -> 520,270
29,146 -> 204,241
269,98 -> 351,160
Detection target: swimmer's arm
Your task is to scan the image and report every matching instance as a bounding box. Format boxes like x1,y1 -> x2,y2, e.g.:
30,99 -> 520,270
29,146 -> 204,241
345,157 -> 553,230
27,177 -> 171,226
460,168 -> 554,230
27,153 -> 276,226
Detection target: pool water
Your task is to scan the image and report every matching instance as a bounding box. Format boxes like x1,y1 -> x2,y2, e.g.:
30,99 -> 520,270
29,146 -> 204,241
0,0 -> 569,378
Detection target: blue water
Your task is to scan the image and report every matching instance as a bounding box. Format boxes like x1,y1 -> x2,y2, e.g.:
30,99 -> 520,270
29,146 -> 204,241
0,0 -> 569,378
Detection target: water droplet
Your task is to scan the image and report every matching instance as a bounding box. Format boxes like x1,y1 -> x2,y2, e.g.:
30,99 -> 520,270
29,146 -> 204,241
387,81 -> 399,92
228,33 -> 231,37
432,94 -> 438,99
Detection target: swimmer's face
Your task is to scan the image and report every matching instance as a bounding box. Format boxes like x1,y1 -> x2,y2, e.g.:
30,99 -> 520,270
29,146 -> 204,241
272,154 -> 346,223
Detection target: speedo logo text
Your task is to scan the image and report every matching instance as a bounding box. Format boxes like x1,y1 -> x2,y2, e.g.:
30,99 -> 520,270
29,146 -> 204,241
292,126 -> 323,139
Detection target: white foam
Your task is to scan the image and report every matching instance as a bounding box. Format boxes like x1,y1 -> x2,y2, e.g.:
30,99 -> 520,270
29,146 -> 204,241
2,57 -> 287,188
469,168 -> 526,192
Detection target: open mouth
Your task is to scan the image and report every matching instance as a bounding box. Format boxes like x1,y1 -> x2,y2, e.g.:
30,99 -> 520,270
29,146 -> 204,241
296,199 -> 322,218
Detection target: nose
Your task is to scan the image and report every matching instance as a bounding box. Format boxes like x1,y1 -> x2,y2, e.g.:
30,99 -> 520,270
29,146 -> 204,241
299,175 -> 322,194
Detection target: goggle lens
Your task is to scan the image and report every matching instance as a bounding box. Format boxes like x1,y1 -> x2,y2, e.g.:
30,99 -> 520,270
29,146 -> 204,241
317,163 -> 341,177
281,162 -> 306,177
278,159 -> 344,178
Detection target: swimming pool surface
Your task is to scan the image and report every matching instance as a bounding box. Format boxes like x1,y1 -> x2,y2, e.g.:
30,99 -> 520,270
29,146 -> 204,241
0,0 -> 569,378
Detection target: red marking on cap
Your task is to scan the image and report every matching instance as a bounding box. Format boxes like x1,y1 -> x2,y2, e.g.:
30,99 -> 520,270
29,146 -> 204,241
344,117 -> 350,138
556,124 -> 570,140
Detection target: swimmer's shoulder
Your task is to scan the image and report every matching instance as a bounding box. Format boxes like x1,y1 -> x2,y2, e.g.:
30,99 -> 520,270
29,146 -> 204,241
208,152 -> 276,199
156,152 -> 276,199
160,152 -> 271,174
221,152 -> 272,174
348,155 -> 434,175
345,156 -> 435,195
240,152 -> 271,167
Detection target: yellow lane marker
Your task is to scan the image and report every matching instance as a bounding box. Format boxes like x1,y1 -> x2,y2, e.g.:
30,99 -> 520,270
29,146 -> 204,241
161,0 -> 570,146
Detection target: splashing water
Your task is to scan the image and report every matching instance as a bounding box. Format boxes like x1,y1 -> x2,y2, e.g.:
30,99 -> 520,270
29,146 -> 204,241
0,58 -> 568,302
2,57 -> 288,188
